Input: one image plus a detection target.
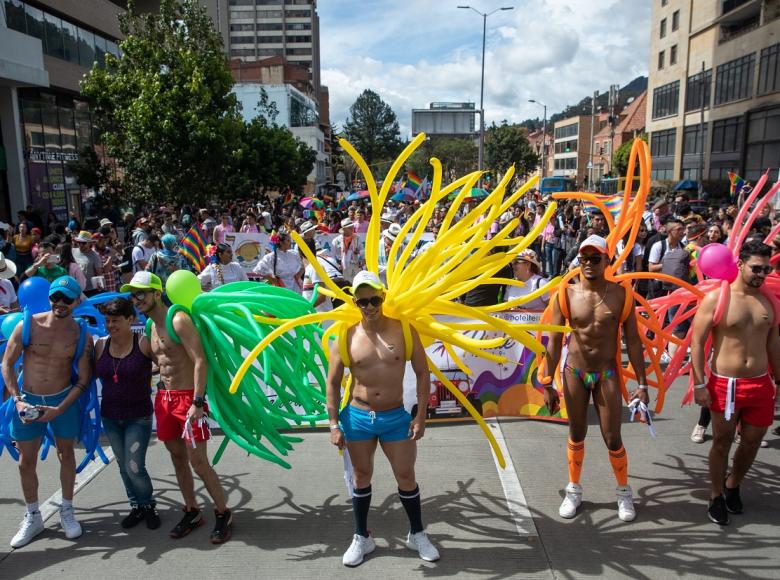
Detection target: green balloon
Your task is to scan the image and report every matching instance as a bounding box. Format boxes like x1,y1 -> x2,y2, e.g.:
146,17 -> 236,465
166,270 -> 202,309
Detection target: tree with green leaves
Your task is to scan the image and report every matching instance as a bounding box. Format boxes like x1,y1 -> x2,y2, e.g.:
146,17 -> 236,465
406,137 -> 478,181
485,122 -> 538,178
229,119 -> 316,197
342,89 -> 402,168
81,0 -> 244,205
612,133 -> 647,177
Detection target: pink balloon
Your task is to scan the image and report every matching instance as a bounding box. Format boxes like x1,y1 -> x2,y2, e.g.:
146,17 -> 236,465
698,243 -> 737,281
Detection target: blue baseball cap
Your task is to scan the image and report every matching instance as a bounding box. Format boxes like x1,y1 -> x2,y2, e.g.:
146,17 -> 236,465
49,276 -> 81,300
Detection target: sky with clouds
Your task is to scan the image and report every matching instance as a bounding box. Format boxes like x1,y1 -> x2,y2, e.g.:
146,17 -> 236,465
319,0 -> 651,137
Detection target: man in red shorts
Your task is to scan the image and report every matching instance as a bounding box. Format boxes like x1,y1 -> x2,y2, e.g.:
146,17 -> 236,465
691,240 -> 780,525
122,272 -> 232,542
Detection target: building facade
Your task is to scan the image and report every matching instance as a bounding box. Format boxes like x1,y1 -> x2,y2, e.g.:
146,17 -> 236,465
1,0 -> 127,223
233,81 -> 326,192
527,129 -> 553,180
646,0 -> 780,183
592,91 -> 648,184
551,115 -> 593,187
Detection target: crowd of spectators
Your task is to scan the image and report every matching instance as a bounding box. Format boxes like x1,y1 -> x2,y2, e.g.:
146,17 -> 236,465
0,188 -> 778,318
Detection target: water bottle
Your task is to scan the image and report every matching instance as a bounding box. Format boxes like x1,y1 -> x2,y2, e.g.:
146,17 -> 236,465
19,406 -> 41,421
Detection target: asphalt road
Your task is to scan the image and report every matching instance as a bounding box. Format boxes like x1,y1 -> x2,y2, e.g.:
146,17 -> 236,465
1,376 -> 778,579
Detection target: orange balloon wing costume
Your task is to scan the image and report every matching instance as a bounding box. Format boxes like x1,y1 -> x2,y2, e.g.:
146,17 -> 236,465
536,139 -> 674,412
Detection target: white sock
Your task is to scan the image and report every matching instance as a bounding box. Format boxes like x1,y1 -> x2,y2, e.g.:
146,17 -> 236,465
61,498 -> 73,509
27,502 -> 39,514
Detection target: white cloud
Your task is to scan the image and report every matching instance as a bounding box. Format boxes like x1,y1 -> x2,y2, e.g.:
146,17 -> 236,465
320,0 -> 650,137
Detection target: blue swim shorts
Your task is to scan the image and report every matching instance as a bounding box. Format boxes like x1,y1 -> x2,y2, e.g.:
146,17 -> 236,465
339,404 -> 412,443
10,387 -> 81,442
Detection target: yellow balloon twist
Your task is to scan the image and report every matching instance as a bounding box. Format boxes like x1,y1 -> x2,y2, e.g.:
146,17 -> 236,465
229,133 -> 569,469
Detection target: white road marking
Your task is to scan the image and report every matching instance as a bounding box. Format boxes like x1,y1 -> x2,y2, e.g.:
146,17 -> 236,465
486,418 -> 538,537
40,448 -> 114,523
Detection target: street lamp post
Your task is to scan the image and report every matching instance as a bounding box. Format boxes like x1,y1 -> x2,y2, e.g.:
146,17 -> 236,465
528,99 -> 547,180
458,5 -> 514,181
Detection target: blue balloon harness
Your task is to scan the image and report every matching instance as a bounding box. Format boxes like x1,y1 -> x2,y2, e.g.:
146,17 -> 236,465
0,292 -> 128,472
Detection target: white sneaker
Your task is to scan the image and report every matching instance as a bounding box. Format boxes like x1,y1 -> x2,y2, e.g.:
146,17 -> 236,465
10,511 -> 44,548
60,505 -> 82,539
660,351 -> 672,364
342,533 -> 375,567
616,485 -> 636,522
406,530 -> 440,562
691,424 -> 706,444
558,483 -> 582,519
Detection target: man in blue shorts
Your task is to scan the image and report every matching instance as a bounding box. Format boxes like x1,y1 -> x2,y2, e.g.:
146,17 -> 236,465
327,271 -> 439,566
2,276 -> 92,548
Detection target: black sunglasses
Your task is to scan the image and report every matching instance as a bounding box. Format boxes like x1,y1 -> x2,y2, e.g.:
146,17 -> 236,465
748,265 -> 772,275
49,292 -> 75,305
579,255 -> 603,265
130,290 -> 148,301
355,296 -> 384,309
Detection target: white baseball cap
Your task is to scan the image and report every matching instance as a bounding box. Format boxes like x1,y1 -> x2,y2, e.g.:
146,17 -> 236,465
382,223 -> 402,242
350,270 -> 385,294
579,234 -> 608,254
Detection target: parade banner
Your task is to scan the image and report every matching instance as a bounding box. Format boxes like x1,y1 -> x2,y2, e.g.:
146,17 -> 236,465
402,310 -> 567,423
226,232 -> 270,271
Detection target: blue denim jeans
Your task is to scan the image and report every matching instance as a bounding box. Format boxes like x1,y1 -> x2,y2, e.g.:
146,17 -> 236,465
102,416 -> 155,507
544,243 -> 560,277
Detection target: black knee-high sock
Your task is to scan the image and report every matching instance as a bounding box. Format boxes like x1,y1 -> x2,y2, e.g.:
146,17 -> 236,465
399,485 -> 423,534
352,485 -> 372,537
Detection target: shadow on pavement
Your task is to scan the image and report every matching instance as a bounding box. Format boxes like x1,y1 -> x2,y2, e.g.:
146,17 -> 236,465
529,452 -> 780,579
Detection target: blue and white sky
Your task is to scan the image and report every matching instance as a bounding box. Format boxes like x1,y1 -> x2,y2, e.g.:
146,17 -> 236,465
319,0 -> 651,137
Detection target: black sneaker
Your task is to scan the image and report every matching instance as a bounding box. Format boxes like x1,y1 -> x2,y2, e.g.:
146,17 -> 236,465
708,496 -> 729,525
724,485 -> 743,514
210,509 -> 232,544
121,507 -> 146,529
143,505 -> 161,530
169,508 -> 203,539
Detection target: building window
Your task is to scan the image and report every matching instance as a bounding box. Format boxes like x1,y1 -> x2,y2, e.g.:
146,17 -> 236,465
658,50 -> 665,70
286,9 -> 311,17
715,53 -> 756,105
286,35 -> 312,44
4,0 -> 26,32
287,22 -> 312,30
745,107 -> 780,181
711,116 -> 744,153
230,35 -> 254,45
554,140 -> 577,154
652,80 -> 680,119
651,128 -> 677,157
757,43 -> 780,95
554,123 -> 578,139
258,23 -> 284,31
553,158 -> 577,170
43,12 -> 64,59
256,0 -> 283,4
256,9 -> 283,18
683,125 -> 708,155
662,0 -> 668,6
78,27 -> 95,67
670,45 -> 678,65
230,48 -> 255,57
660,18 -> 667,38
230,23 -> 254,31
672,10 -> 679,31
258,35 -> 284,43
685,69 -> 712,111
228,0 -> 254,4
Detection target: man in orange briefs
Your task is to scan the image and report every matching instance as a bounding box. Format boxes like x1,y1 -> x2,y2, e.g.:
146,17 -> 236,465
544,235 -> 649,522
691,240 -> 780,525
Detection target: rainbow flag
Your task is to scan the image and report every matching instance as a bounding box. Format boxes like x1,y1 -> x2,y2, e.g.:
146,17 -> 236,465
583,194 -> 623,223
180,224 -> 208,272
728,172 -> 750,199
406,171 -> 422,191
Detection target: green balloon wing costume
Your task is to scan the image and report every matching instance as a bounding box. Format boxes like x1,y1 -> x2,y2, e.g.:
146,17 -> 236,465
157,272 -> 328,468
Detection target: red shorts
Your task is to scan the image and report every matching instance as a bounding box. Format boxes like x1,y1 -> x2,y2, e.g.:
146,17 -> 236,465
154,389 -> 211,442
706,372 -> 775,427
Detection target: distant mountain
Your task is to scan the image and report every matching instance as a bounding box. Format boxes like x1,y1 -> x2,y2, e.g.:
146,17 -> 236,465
520,76 -> 648,131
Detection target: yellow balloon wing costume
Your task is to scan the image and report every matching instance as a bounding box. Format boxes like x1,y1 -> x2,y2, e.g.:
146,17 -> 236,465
230,133 -> 570,468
